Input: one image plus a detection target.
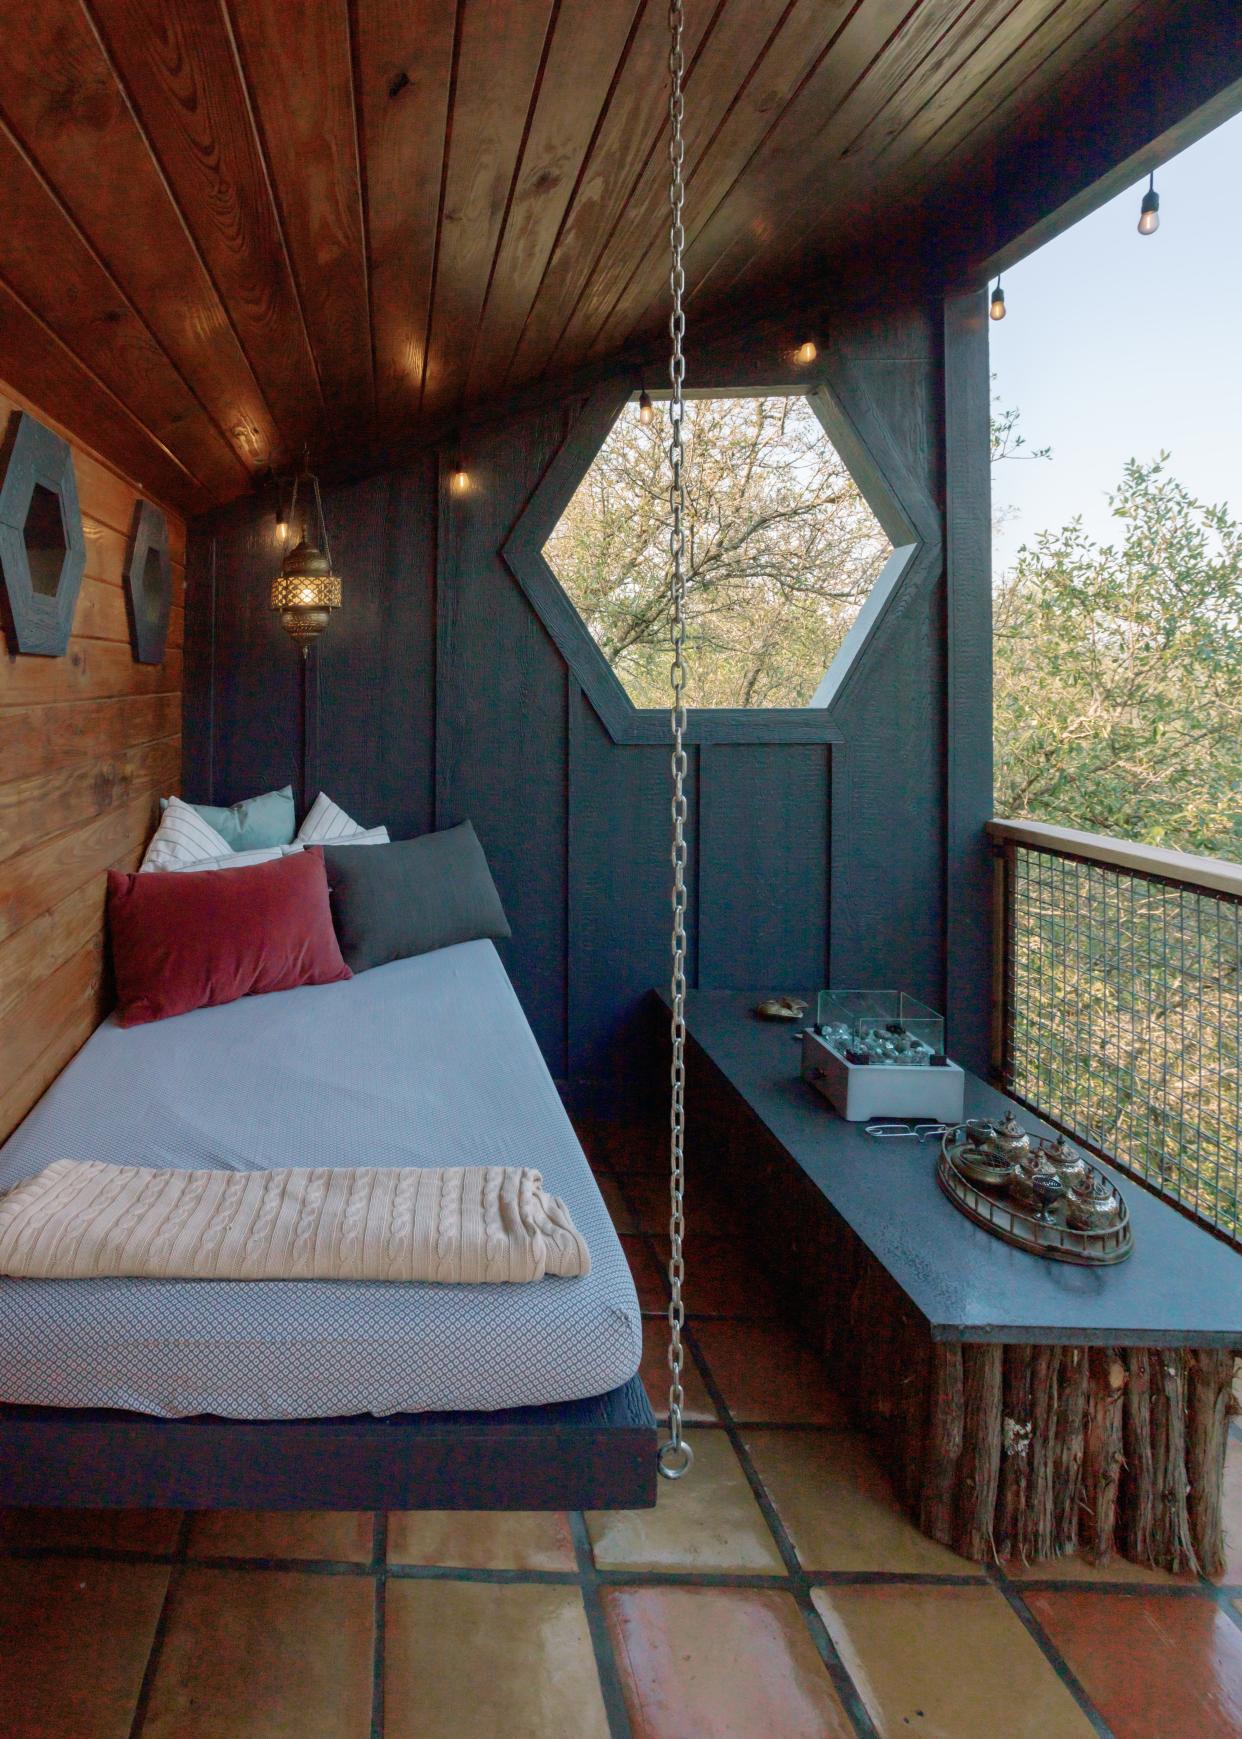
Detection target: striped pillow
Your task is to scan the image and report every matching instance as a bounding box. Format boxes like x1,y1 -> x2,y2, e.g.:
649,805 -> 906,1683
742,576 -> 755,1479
297,792 -> 390,847
140,796 -> 231,871
167,844 -> 300,873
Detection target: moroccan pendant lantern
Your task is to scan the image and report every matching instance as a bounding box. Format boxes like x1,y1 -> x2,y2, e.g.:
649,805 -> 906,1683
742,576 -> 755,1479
271,462 -> 341,656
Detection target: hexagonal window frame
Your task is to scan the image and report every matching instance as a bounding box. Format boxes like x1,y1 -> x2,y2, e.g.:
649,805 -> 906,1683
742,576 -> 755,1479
503,379 -> 921,744
124,498 -> 173,665
0,411 -> 86,657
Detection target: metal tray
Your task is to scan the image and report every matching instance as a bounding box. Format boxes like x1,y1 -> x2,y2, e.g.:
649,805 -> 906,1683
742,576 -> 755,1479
937,1134 -> 1133,1265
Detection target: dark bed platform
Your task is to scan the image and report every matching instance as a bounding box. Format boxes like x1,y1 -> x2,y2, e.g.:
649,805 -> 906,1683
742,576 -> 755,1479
0,1375 -> 657,1511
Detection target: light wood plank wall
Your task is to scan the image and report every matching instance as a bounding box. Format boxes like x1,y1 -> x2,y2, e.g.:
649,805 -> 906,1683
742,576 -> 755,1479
0,376 -> 185,1141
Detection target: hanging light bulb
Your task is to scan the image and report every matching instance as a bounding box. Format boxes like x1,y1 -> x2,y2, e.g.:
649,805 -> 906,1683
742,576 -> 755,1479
450,460 -> 470,495
989,278 -> 1006,321
270,459 -> 342,656
1138,172 -> 1160,235
796,338 -> 818,364
638,388 -> 654,425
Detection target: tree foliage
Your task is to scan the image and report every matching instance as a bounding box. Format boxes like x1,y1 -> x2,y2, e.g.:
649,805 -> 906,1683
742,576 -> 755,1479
994,458 -> 1242,858
544,394 -> 891,708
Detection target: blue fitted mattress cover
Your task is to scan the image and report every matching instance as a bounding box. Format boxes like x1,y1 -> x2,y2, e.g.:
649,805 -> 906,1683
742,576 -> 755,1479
0,940 -> 642,1419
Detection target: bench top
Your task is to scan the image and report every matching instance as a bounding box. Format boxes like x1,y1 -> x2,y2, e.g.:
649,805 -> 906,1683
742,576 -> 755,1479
680,990 -> 1242,1348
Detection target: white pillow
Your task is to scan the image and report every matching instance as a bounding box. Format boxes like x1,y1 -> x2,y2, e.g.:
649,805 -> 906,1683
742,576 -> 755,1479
140,796 -> 231,871
165,844 -> 299,873
297,792 -> 390,846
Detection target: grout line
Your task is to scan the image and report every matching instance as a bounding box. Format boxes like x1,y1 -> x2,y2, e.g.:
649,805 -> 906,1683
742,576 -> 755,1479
370,1512 -> 388,1739
126,1512 -> 191,1739
680,1321 -> 880,1739
569,1511 -> 634,1739
986,1563 -> 1117,1739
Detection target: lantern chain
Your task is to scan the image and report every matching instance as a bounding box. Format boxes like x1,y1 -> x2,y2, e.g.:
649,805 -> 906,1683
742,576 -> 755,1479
658,0 -> 692,1483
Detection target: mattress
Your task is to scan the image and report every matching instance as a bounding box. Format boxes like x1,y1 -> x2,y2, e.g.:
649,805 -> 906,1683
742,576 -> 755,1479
0,941 -> 642,1419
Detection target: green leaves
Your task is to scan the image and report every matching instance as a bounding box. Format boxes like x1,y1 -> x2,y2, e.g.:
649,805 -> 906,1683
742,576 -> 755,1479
995,457 -> 1242,859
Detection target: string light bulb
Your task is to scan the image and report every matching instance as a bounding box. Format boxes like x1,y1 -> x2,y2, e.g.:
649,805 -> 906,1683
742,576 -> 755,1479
989,278 -> 1006,321
796,338 -> 818,364
638,387 -> 654,425
450,460 -> 469,496
1138,172 -> 1160,236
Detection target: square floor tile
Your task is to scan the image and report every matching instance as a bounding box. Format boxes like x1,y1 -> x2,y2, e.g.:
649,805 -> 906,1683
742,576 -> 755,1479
744,1430 -> 980,1575
596,1169 -> 640,1233
186,1510 -> 374,1563
0,1506 -> 181,1553
1006,1549 -> 1196,1586
387,1509 -> 577,1570
1026,1588 -> 1242,1739
641,1317 -> 717,1423
593,1122 -> 667,1175
587,1429 -> 783,1574
814,1584 -> 1097,1738
385,1580 -> 608,1739
623,1171 -> 746,1236
652,1235 -> 779,1318
692,1319 -> 846,1424
0,1557 -> 169,1739
621,1234 -> 669,1313
140,1568 -> 374,1739
605,1585 -> 853,1738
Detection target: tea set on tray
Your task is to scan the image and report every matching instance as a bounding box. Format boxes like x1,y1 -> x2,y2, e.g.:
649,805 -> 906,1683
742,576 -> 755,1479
951,1112 -> 1123,1231
938,1111 -> 1133,1263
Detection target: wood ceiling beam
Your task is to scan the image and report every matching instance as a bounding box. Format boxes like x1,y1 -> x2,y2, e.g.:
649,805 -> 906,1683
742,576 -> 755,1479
418,0 -> 559,423
85,0 -> 326,464
461,0 -> 644,409
223,0 -> 374,436
0,2 -> 280,479
351,0 -> 456,437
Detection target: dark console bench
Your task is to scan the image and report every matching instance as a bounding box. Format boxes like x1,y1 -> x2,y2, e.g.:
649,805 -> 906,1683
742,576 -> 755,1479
675,990 -> 1242,1574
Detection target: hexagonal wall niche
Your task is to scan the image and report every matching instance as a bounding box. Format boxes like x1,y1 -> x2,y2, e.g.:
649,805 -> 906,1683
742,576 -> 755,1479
0,411 -> 86,656
124,499 -> 173,665
504,382 -> 920,745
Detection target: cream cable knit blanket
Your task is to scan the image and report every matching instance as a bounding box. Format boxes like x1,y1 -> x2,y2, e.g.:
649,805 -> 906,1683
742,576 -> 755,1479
0,1159 -> 591,1283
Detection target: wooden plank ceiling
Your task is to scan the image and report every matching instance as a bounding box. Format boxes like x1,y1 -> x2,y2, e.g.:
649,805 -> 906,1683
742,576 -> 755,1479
0,0 -> 1168,513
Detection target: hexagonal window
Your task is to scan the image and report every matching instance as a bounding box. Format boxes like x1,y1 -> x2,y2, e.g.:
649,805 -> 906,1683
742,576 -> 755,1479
24,482 -> 68,598
543,388 -> 912,718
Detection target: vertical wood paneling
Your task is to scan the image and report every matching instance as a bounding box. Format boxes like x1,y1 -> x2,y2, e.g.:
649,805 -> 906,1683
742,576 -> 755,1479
567,685 -> 698,1095
943,291 -> 994,1075
434,411 -> 571,1071
824,310 -> 947,1012
697,744 -> 830,992
0,379 -> 184,1141
317,464 -> 438,839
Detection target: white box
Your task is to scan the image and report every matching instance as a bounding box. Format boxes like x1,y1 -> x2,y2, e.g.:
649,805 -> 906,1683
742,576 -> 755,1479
801,1028 -> 965,1123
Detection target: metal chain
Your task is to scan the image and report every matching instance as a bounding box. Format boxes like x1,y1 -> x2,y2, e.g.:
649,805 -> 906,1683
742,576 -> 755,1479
658,0 -> 692,1483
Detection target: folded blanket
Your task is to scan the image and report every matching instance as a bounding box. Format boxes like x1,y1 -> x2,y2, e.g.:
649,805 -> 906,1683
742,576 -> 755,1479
0,1159 -> 590,1283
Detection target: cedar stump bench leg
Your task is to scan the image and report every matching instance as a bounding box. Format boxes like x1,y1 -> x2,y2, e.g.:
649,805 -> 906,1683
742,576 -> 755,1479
898,1340 -> 1238,1574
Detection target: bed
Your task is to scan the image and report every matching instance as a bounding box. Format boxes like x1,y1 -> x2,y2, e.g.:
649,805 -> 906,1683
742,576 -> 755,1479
0,940 -> 655,1510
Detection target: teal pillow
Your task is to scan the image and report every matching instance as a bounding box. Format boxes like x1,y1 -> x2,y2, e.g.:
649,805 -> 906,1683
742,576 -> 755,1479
161,786 -> 296,851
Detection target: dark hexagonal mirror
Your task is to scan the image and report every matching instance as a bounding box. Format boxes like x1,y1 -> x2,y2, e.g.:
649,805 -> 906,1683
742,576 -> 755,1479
0,411 -> 86,656
124,499 -> 173,665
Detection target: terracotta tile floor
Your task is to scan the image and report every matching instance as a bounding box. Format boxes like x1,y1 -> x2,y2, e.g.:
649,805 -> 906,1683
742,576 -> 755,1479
2,1141 -> 1241,1738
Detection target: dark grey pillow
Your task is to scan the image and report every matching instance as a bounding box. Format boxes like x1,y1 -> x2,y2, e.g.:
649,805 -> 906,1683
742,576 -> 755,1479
323,821 -> 511,973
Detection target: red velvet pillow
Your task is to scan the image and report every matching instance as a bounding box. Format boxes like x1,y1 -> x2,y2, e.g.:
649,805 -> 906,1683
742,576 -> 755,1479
108,847 -> 351,1026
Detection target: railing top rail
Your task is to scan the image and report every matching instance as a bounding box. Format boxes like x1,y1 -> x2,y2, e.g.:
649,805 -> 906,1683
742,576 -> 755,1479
988,818 -> 1242,901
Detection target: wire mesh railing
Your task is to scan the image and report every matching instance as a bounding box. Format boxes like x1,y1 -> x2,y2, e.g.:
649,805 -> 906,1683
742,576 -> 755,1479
989,819 -> 1242,1249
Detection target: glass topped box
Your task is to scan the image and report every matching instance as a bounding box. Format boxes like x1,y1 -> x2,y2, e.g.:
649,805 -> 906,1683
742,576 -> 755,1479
802,990 -> 964,1121
813,990 -> 945,1067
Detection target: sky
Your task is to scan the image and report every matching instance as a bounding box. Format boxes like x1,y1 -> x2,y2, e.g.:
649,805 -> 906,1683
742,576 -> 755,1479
989,108 -> 1242,576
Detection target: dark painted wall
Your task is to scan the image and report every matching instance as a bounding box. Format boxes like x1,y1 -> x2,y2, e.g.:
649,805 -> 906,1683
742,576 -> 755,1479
184,296 -> 990,1099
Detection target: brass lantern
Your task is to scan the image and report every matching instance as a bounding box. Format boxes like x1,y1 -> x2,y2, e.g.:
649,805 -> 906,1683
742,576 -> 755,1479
271,464 -> 341,655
